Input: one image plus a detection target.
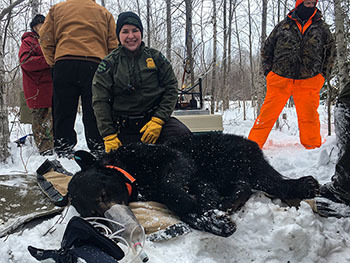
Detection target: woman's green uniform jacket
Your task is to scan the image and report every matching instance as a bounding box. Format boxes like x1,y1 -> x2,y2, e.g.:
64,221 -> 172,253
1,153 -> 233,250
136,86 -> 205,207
92,42 -> 178,138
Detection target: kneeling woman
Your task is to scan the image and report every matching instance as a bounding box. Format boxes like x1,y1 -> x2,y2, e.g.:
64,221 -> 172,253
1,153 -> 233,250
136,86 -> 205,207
92,11 -> 191,152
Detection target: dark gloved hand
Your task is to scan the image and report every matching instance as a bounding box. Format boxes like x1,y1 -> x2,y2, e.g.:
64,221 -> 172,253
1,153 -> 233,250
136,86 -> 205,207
28,216 -> 124,263
140,117 -> 165,144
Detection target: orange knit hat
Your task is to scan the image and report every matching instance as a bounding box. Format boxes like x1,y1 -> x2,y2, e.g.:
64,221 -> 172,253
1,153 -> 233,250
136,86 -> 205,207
295,0 -> 318,8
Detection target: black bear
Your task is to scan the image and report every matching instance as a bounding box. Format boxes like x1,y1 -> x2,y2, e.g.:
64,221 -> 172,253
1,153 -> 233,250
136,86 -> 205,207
65,133 -> 319,237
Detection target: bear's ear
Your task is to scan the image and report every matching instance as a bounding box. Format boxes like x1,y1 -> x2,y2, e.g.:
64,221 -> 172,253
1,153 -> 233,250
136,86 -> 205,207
74,150 -> 97,170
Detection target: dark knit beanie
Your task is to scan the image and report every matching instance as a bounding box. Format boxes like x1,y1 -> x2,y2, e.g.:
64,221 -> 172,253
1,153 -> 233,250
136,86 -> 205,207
30,14 -> 45,32
116,11 -> 143,41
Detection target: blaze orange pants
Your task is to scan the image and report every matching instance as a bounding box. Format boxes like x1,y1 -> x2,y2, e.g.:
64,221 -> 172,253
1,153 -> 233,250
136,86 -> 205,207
248,72 -> 325,149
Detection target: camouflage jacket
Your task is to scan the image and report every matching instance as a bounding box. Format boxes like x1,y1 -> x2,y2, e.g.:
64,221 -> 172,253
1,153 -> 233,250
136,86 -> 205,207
262,9 -> 335,80
92,42 -> 178,137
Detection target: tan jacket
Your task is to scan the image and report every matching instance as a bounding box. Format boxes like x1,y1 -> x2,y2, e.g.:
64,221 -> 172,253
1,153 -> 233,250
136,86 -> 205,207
39,0 -> 118,66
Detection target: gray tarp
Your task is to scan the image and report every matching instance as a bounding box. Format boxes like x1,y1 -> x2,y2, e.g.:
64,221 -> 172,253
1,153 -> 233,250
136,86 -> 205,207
0,174 -> 62,237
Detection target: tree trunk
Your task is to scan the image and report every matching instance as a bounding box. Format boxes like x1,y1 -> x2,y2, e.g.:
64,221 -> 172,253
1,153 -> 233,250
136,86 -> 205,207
247,0 -> 255,112
135,0 -> 141,16
283,0 -> 288,16
222,0 -> 229,111
0,0 -> 25,162
211,0 -> 217,114
31,0 -> 39,17
235,10 -> 245,120
0,30 -> 10,162
185,0 -> 194,87
200,0 -> 209,74
166,0 -> 172,61
146,0 -> 151,47
227,0 -> 236,79
256,0 -> 268,116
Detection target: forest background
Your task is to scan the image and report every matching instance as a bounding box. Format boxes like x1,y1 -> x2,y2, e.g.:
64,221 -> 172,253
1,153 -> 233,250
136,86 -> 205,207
0,0 -> 349,162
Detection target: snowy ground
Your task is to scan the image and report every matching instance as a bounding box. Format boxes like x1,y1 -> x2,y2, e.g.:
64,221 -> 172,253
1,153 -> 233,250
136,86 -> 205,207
1,102 -> 350,263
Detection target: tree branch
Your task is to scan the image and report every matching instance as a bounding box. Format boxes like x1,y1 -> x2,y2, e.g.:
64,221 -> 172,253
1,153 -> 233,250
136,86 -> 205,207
0,0 -> 26,21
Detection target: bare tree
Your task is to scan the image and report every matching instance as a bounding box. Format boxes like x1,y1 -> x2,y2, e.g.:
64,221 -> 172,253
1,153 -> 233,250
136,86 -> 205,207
165,0 -> 171,61
0,28 -> 10,162
184,0 -> 194,87
247,0 -> 255,105
31,0 -> 39,17
256,0 -> 268,116
210,0 -> 217,114
221,0 -> 229,110
199,0 -> 210,75
146,0 -> 151,46
0,0 -> 26,162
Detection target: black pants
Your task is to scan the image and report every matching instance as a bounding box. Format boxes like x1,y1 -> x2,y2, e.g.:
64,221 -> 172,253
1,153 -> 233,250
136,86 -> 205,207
331,101 -> 350,197
52,60 -> 103,155
118,117 -> 192,145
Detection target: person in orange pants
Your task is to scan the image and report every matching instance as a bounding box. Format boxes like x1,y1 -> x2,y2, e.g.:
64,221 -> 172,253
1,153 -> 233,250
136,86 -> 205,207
249,73 -> 325,149
248,0 -> 335,149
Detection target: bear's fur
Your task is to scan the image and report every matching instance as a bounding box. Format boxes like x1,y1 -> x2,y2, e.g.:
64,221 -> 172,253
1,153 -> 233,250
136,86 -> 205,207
66,133 -> 319,237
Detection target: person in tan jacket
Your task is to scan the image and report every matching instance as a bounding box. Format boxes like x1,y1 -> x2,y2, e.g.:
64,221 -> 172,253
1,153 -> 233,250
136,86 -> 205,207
39,0 -> 118,158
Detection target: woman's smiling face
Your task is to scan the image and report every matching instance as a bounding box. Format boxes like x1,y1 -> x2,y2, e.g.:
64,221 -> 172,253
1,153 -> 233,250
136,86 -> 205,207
119,24 -> 142,52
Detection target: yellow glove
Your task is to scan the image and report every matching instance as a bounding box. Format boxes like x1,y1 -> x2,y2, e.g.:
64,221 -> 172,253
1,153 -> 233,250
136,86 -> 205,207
140,117 -> 165,144
103,134 -> 122,153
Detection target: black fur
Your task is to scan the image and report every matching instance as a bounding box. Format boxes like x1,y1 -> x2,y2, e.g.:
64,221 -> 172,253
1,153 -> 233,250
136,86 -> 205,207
66,133 -> 319,237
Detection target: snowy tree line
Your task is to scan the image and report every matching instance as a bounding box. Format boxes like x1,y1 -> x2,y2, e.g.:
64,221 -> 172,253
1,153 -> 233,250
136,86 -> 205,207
0,0 -> 349,161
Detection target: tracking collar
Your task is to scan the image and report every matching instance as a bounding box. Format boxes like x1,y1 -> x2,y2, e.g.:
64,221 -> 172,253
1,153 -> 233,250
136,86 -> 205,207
105,165 -> 135,196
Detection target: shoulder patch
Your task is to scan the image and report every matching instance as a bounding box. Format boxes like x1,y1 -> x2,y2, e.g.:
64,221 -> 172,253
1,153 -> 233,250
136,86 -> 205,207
96,60 -> 110,74
146,58 -> 156,69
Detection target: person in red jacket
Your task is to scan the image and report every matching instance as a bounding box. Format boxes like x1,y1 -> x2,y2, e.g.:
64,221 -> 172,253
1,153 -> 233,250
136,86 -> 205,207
19,14 -> 53,155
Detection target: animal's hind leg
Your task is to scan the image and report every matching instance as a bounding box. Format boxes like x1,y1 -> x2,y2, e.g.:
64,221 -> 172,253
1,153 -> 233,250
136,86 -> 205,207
219,181 -> 252,213
250,163 -> 319,201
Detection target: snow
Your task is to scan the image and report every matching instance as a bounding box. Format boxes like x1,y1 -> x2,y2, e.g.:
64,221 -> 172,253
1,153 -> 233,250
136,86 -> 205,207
1,103 -> 350,263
